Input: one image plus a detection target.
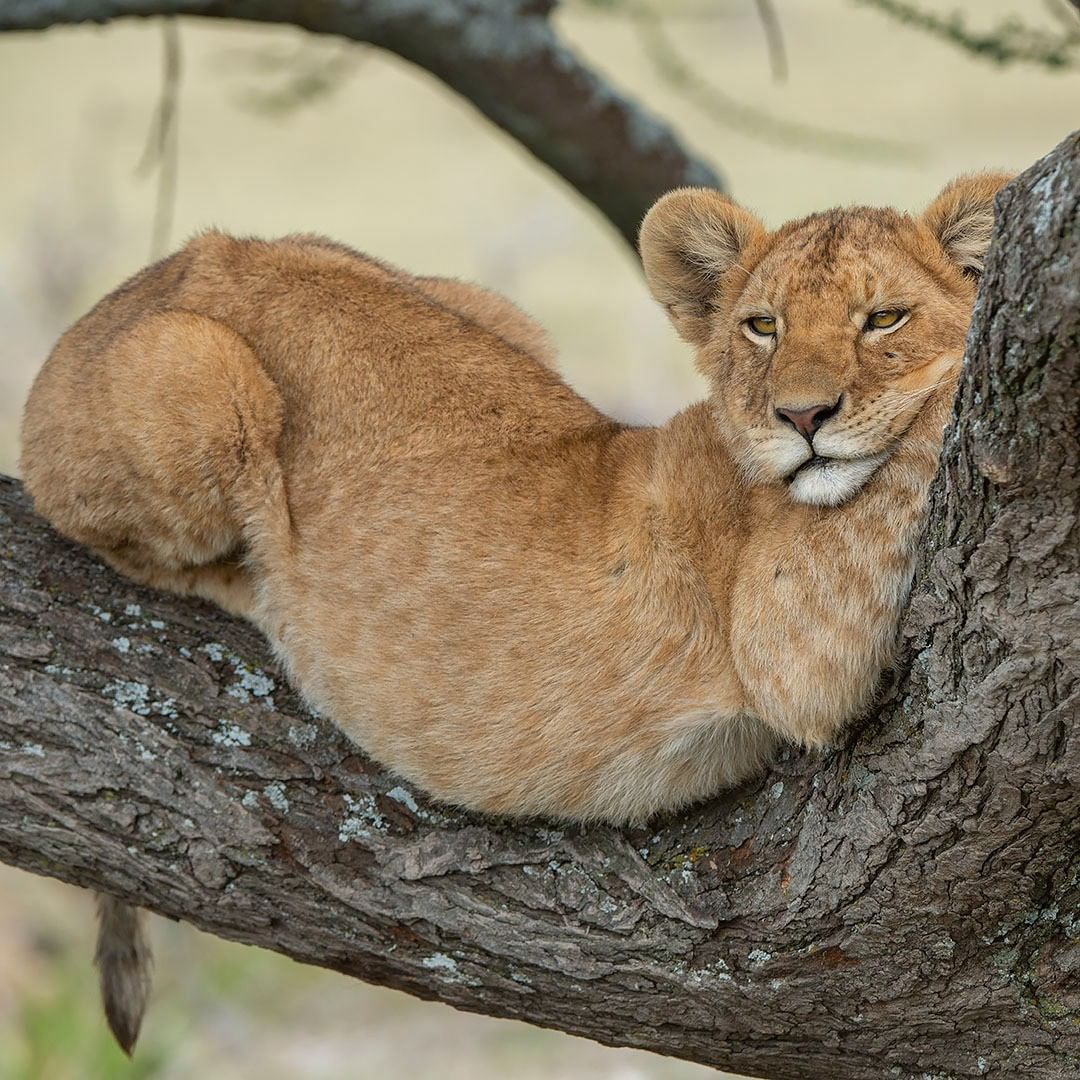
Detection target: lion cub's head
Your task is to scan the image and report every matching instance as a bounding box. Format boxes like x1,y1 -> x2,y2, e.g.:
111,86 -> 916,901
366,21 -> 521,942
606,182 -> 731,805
640,174 -> 1010,505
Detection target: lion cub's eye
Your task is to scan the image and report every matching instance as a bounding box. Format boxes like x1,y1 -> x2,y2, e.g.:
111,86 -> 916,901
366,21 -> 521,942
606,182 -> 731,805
866,309 -> 907,331
746,315 -> 777,337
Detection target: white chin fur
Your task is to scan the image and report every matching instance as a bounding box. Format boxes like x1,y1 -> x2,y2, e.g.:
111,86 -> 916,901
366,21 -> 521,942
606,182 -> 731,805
787,454 -> 887,506
742,438 -> 811,484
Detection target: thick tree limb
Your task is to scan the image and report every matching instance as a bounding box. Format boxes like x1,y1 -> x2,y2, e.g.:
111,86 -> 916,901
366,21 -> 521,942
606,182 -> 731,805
0,0 -> 722,246
1,137 -> 1079,1079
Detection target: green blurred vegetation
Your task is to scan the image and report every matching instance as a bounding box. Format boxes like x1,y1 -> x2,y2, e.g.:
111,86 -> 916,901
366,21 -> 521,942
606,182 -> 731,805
0,867 -> 722,1079
6,967 -> 173,1080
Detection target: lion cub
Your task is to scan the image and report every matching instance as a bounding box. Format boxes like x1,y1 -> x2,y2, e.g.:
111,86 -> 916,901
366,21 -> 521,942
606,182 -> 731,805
21,175 -> 1007,1049
23,177 -> 1007,824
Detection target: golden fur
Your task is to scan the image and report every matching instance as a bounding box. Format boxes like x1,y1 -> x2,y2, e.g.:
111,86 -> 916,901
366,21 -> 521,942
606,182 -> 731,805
22,175 -> 1008,826
21,177 -> 1008,1053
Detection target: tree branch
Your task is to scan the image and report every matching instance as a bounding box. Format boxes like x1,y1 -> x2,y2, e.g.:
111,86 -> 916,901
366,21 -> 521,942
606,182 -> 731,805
0,125 -> 1078,1080
0,0 -> 722,246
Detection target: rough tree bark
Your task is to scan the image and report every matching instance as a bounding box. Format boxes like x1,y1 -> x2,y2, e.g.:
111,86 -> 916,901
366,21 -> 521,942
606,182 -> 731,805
0,131 -> 1077,1078
0,0 -> 722,247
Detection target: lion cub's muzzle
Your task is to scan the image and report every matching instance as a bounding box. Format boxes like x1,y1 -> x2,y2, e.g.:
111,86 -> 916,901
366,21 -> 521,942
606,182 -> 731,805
773,394 -> 843,444
767,394 -> 890,506
772,392 -> 846,481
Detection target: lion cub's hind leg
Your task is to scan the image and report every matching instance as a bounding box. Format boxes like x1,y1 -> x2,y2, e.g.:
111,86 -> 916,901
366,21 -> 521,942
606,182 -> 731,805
21,310 -> 285,619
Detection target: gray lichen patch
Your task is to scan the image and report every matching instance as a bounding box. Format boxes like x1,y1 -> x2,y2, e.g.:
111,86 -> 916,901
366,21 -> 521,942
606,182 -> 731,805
287,723 -> 317,749
420,952 -> 481,987
200,642 -> 226,663
678,958 -> 734,988
104,679 -> 152,716
338,792 -> 388,842
154,697 -> 178,719
383,783 -> 455,824
263,781 -> 290,814
669,865 -> 696,887
199,641 -> 276,707
387,785 -> 419,814
212,722 -> 252,748
102,679 -> 178,721
226,662 -> 276,705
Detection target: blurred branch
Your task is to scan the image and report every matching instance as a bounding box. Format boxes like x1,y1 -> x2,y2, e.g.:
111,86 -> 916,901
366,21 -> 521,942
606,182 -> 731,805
0,0 -> 723,247
854,0 -> 1080,69
635,7 -> 920,162
1047,0 -> 1080,28
229,39 -> 358,115
754,0 -> 788,82
135,17 -> 182,259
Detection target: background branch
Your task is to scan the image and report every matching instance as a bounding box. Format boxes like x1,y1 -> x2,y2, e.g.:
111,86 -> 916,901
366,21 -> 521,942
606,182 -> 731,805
135,16 -> 182,258
633,5 -> 918,161
0,0 -> 722,247
854,0 -> 1080,70
753,0 -> 788,83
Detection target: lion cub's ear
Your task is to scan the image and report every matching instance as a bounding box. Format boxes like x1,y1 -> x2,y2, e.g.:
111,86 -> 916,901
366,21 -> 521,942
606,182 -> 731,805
639,188 -> 765,346
921,172 -> 1013,277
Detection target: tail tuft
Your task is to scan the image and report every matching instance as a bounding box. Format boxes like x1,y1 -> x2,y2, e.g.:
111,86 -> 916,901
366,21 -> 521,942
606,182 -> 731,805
94,893 -> 153,1056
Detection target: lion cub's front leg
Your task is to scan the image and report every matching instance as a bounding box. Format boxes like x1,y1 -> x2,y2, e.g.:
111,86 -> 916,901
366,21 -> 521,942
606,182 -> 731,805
730,381 -> 955,748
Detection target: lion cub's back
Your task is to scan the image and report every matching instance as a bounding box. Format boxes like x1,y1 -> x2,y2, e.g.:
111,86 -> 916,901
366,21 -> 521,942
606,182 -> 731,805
162,231 -> 605,472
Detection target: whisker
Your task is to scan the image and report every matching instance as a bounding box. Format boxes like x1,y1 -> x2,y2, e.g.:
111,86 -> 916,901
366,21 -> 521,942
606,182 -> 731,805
881,379 -> 946,404
730,262 -> 765,288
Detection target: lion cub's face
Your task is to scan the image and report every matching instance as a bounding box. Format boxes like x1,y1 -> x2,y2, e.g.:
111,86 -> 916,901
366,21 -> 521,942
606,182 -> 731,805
640,174 -> 1010,505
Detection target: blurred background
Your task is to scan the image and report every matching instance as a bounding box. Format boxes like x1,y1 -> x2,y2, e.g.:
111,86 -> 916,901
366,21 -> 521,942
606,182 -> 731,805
1,0 -> 1077,1076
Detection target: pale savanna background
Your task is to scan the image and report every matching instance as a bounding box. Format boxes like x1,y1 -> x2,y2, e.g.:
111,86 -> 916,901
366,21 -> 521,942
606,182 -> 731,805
1,1 -> 1077,1077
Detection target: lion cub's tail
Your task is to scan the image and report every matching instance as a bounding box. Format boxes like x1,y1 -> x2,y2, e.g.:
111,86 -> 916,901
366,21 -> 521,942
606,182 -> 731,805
95,894 -> 153,1056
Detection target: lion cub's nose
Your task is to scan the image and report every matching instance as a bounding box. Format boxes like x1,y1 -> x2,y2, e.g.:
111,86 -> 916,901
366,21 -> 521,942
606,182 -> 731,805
774,398 -> 842,441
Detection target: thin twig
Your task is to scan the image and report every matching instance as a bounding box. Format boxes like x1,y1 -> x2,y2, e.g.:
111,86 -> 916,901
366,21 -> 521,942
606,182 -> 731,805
136,18 -> 182,259
854,0 -> 1079,69
1045,0 -> 1080,29
636,8 -> 919,162
754,0 -> 788,83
